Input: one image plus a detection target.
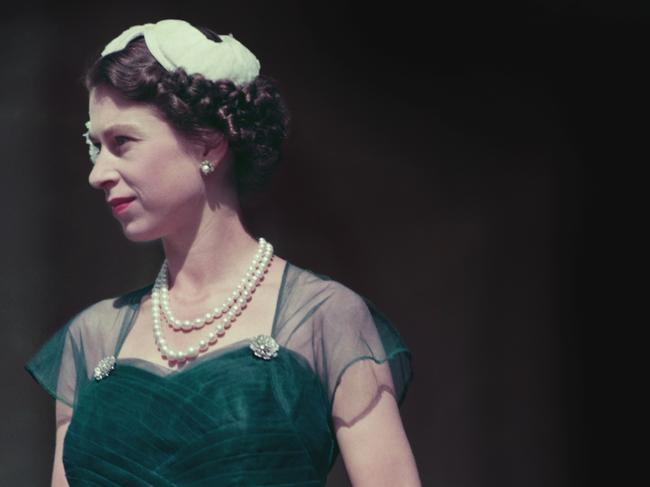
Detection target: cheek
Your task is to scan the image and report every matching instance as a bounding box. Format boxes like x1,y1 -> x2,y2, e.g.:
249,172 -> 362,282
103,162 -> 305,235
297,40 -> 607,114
136,162 -> 203,210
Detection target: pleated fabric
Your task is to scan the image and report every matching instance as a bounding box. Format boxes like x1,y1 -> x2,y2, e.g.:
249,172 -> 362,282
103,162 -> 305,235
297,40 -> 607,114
25,261 -> 414,486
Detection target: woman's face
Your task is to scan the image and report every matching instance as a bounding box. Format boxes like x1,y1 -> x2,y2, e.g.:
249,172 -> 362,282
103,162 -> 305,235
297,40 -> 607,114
87,85 -> 210,242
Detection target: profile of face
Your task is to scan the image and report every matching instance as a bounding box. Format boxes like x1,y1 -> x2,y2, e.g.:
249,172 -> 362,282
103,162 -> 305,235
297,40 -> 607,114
87,85 -> 226,242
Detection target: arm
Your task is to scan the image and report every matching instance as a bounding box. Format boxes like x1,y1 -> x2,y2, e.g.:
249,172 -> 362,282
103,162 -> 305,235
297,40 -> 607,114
332,361 -> 421,487
52,401 -> 72,487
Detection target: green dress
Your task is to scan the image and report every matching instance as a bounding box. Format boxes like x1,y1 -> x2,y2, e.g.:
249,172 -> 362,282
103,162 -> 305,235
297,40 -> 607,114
25,262 -> 413,486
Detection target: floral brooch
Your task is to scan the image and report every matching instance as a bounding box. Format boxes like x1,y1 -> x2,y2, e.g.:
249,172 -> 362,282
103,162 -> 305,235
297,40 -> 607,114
249,335 -> 279,360
93,355 -> 116,380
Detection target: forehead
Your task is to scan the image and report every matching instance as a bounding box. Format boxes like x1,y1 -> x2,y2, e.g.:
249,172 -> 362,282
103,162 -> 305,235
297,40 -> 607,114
88,85 -> 164,130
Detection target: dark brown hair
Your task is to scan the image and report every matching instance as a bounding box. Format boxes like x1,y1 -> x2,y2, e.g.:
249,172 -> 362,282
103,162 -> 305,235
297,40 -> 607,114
82,26 -> 291,202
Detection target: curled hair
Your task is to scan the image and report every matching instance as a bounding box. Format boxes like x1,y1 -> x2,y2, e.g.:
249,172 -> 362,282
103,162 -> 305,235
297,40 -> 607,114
82,27 -> 291,201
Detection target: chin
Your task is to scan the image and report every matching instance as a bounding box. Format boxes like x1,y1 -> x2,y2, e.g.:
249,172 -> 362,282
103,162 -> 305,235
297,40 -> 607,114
121,221 -> 162,243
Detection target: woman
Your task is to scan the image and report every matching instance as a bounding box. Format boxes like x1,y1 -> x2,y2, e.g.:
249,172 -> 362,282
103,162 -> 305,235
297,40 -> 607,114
25,19 -> 420,486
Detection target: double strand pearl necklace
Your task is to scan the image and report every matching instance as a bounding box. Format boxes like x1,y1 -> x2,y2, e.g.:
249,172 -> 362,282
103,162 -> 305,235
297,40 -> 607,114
151,237 -> 274,364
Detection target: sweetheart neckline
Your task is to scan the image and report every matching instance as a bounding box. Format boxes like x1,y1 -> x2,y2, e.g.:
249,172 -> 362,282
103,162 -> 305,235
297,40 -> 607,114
114,340 -> 268,378
112,260 -> 290,377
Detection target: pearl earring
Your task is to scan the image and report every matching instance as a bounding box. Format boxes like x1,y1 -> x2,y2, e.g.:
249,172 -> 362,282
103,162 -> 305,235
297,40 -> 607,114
200,160 -> 215,176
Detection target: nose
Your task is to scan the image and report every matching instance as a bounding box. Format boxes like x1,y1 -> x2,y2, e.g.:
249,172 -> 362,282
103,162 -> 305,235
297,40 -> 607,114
88,150 -> 119,191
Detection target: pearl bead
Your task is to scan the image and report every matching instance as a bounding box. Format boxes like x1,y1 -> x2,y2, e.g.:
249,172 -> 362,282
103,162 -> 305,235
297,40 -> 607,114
150,238 -> 274,367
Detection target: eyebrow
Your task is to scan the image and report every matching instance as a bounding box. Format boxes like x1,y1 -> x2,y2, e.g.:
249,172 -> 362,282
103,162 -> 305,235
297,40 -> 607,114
88,123 -> 144,141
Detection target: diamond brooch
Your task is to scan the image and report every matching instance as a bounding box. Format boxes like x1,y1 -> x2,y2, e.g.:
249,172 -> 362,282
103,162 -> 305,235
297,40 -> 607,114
93,355 -> 116,381
249,335 -> 279,360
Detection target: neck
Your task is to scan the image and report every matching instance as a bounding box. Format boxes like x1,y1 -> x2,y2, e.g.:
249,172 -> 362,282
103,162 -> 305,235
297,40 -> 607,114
160,202 -> 260,301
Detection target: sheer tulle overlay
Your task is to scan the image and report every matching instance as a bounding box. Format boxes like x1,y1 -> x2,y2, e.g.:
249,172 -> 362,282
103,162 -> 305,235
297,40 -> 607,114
25,262 -> 414,486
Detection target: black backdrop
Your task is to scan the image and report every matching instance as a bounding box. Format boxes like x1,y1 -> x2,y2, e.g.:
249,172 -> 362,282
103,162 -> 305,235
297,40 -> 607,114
3,1 -> 641,485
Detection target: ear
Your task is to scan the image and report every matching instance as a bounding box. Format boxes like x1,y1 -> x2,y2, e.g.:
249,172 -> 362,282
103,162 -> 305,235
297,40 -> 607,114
201,131 -> 228,161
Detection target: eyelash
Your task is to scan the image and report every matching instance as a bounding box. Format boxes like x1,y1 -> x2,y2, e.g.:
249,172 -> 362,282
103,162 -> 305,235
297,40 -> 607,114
92,136 -> 131,149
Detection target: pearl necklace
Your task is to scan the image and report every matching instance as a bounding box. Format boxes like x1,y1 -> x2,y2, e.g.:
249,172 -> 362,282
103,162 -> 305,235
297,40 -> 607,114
151,237 -> 274,364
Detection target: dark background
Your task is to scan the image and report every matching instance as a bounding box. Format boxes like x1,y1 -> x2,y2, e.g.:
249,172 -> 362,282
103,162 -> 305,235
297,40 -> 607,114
3,1 -> 643,485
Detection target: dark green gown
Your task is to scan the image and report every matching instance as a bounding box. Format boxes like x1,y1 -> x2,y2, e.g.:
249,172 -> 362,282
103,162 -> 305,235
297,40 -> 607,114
25,262 -> 413,486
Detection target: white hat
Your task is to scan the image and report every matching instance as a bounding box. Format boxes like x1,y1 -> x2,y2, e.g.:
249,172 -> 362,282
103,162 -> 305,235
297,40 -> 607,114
100,19 -> 261,86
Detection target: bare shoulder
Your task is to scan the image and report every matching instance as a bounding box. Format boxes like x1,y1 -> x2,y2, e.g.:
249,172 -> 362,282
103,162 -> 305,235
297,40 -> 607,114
63,295 -> 118,333
270,255 -> 288,285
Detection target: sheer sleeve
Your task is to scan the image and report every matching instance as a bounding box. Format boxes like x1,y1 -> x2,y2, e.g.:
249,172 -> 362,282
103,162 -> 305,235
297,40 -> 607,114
24,308 -> 90,424
314,279 -> 414,423
23,291 -> 146,426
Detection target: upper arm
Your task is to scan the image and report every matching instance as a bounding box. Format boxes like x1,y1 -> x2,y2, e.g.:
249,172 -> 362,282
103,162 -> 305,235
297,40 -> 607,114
332,360 -> 421,487
52,401 -> 72,487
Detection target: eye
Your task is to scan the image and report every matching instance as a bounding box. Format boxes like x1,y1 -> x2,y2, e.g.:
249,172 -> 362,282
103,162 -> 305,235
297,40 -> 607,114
115,135 -> 131,146
91,136 -> 131,149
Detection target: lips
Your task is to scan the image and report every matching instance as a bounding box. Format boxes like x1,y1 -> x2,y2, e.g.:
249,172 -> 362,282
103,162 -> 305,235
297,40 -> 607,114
108,197 -> 136,207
